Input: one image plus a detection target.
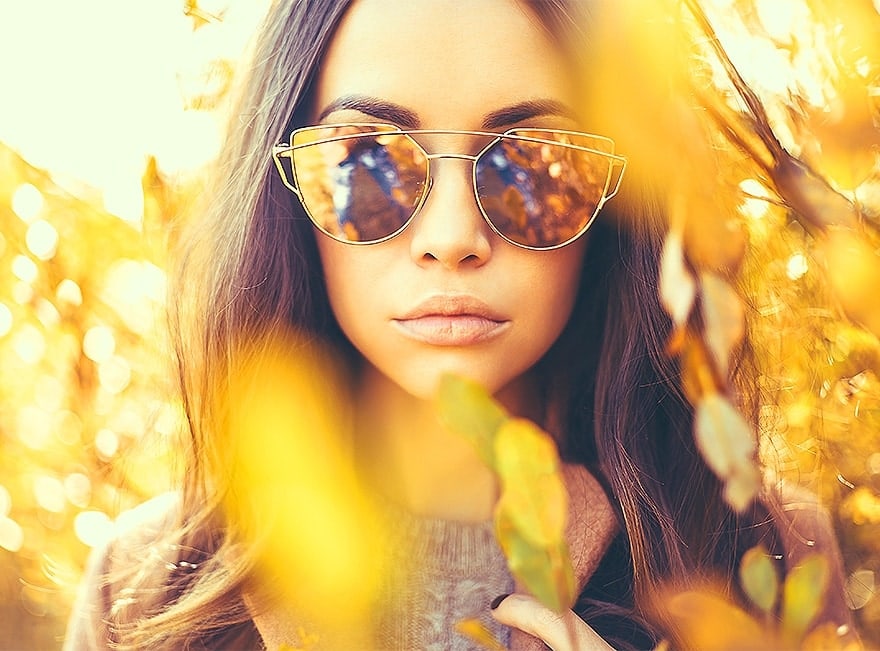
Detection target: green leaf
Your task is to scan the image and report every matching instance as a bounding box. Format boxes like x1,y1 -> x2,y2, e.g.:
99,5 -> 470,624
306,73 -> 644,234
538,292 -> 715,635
436,374 -> 507,468
739,545 -> 779,614
494,503 -> 575,613
782,554 -> 830,642
494,419 -> 567,547
436,377 -> 576,613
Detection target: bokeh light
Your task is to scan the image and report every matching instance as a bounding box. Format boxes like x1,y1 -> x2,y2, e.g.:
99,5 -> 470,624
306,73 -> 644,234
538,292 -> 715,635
82,326 -> 116,364
738,179 -> 772,220
12,325 -> 46,366
25,220 -> 59,261
94,429 -> 120,461
33,476 -> 66,514
0,302 -> 12,337
98,356 -> 132,395
56,279 -> 83,307
786,253 -> 809,280
73,511 -> 113,549
0,517 -> 25,553
11,255 -> 38,284
11,183 -> 44,223
63,474 -> 92,509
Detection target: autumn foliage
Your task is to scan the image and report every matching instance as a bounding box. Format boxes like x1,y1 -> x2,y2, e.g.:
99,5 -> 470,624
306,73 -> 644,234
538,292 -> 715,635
1,1 -> 879,649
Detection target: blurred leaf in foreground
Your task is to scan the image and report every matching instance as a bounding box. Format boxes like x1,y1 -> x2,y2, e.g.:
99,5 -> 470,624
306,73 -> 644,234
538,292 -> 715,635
454,618 -> 506,651
223,332 -> 382,647
436,374 -> 575,613
436,373 -> 508,467
740,545 -> 779,616
694,392 -> 761,511
495,419 -> 575,612
782,554 -> 831,643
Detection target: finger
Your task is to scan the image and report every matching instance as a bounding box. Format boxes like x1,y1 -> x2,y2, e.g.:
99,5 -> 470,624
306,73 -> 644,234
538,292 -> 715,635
491,593 -> 615,651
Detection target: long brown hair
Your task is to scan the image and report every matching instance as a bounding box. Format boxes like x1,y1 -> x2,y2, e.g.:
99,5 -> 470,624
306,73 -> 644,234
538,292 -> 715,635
114,0 -> 780,648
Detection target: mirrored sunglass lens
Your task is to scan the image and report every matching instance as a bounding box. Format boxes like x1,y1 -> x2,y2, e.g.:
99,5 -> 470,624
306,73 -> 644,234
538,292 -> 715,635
475,132 -> 612,248
292,128 -> 427,242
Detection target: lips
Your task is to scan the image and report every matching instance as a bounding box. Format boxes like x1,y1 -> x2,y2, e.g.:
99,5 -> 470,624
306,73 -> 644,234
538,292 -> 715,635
392,295 -> 510,346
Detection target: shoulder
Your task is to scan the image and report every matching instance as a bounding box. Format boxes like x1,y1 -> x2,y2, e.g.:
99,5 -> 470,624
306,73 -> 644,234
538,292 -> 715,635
63,492 -> 182,651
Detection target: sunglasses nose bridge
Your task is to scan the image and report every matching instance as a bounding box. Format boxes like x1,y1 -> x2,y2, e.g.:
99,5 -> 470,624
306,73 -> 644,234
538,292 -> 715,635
420,153 -> 482,214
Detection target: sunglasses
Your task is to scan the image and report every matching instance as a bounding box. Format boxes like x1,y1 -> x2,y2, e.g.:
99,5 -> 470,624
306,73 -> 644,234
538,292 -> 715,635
271,123 -> 626,250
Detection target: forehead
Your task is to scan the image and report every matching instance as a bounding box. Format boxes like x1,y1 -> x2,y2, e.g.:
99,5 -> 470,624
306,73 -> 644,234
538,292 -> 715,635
313,0 -> 572,127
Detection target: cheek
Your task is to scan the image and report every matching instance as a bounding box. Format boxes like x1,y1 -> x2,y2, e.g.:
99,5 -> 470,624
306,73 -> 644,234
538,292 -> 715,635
315,236 -> 393,343
534,243 -> 587,322
316,238 -> 362,322
505,241 -> 587,363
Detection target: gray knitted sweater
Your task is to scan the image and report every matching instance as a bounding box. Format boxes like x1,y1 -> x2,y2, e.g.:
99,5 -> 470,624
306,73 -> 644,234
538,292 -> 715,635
63,492 -> 515,650
373,498 -> 514,649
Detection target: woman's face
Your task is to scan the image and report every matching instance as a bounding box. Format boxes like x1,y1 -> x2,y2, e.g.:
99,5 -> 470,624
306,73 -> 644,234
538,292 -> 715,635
312,0 -> 586,399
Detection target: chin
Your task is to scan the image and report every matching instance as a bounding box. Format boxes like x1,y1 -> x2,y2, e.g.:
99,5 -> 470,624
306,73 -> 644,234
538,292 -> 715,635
390,360 -> 529,403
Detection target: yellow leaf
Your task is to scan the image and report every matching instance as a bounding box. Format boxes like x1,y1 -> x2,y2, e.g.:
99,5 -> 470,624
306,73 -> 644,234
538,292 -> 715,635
665,590 -> 771,650
694,392 -> 760,511
739,545 -> 779,614
700,272 -> 745,379
494,419 -> 567,546
679,330 -> 723,404
492,419 -> 575,612
821,229 -> 880,338
681,190 -> 748,275
436,373 -> 508,468
801,622 -> 862,651
454,618 -> 507,651
494,504 -> 575,613
782,554 -> 830,642
723,468 -> 763,515
223,333 -> 382,636
659,230 -> 697,329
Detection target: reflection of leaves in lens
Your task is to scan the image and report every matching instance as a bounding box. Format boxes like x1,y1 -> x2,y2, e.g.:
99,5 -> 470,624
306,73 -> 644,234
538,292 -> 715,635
294,131 -> 427,242
478,136 -> 610,247
348,136 -> 426,241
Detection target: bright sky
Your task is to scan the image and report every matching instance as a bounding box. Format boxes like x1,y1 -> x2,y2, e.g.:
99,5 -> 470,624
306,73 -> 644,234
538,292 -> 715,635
0,0 -> 268,222
1,0 -> 876,225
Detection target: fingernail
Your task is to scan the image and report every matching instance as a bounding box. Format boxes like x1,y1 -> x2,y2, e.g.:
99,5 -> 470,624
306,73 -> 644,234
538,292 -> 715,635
490,593 -> 510,610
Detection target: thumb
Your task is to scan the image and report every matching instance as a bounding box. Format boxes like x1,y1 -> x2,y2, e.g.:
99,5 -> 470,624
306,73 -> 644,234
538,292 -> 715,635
490,593 -> 615,651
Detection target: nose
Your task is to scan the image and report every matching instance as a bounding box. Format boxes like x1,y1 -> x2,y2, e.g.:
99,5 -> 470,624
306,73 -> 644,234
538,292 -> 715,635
408,159 -> 492,270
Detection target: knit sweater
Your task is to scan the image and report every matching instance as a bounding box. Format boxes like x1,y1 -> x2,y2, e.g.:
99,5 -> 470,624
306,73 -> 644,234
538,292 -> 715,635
63,492 -> 515,650
373,497 -> 514,650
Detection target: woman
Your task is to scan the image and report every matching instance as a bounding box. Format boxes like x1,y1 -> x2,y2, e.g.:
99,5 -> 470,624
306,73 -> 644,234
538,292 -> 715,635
65,0 -> 854,649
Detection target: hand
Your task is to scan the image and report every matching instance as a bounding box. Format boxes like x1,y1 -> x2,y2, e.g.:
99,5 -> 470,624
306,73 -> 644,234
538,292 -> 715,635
502,465 -> 618,650
491,593 -> 615,651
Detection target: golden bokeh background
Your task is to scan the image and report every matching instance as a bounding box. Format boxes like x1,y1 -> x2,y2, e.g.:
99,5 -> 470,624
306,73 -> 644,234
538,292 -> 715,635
0,1 -> 878,649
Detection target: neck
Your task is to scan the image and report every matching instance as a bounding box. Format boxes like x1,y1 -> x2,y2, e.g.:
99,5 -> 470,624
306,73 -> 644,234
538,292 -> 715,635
354,366 -> 543,523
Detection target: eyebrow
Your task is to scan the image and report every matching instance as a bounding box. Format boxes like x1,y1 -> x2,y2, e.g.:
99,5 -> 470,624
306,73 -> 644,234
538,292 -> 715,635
317,95 -> 421,128
480,99 -> 575,129
316,95 -> 574,130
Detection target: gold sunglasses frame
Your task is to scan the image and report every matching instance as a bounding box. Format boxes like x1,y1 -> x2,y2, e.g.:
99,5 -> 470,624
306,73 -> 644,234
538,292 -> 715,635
271,122 -> 627,251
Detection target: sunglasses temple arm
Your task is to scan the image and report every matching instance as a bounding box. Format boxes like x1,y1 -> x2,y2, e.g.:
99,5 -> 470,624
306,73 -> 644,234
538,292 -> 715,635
271,146 -> 301,195
604,160 -> 626,201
